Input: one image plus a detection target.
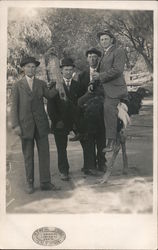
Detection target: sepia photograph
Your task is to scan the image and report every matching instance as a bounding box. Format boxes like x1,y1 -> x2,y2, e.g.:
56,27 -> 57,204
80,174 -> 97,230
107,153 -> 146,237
0,1 -> 157,249
6,5 -> 154,213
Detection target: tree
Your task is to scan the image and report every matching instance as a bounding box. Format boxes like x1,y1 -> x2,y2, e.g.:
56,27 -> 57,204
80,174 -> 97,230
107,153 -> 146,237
7,13 -> 52,78
103,10 -> 153,72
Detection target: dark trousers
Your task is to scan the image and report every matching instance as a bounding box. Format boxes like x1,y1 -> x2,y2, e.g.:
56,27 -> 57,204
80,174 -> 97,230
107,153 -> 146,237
54,130 -> 70,175
80,130 -> 106,172
21,127 -> 51,184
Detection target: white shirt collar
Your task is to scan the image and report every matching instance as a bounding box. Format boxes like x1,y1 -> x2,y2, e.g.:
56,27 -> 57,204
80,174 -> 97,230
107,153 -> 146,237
104,45 -> 113,54
26,75 -> 34,81
63,77 -> 72,85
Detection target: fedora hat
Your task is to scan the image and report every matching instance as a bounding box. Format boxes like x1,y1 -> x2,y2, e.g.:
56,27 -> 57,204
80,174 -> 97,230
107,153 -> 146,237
97,30 -> 116,43
20,57 -> 40,67
60,57 -> 75,68
85,47 -> 102,57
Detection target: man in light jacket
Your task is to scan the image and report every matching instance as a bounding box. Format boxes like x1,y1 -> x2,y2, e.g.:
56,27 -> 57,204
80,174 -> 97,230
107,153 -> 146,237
11,56 -> 59,194
92,30 -> 128,152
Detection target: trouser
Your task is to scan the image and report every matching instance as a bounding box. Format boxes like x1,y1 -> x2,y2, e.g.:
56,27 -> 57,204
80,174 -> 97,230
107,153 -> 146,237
54,130 -> 70,175
95,129 -> 106,169
80,130 -> 106,171
21,127 -> 51,184
80,134 -> 96,171
104,94 -> 120,140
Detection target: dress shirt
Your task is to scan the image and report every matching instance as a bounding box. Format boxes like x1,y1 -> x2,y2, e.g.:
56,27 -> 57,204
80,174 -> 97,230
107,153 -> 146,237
26,75 -> 34,91
63,78 -> 72,90
90,67 -> 97,81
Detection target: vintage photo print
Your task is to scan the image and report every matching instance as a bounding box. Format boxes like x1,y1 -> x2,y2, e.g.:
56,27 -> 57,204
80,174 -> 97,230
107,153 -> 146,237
0,1 -> 157,249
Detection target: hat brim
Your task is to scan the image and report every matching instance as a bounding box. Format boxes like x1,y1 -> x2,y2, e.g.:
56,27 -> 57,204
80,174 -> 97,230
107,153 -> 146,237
20,60 -> 40,67
60,64 -> 75,68
97,31 -> 115,41
86,50 -> 102,57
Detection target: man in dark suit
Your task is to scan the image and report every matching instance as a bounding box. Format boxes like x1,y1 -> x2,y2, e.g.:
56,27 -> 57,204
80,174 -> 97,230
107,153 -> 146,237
78,48 -> 106,174
47,58 -> 82,181
11,57 -> 60,194
92,30 -> 128,152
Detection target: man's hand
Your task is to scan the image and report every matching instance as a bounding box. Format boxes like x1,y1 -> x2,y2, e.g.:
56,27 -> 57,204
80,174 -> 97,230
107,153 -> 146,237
91,72 -> 100,81
13,126 -> 22,136
47,81 -> 56,89
88,84 -> 94,93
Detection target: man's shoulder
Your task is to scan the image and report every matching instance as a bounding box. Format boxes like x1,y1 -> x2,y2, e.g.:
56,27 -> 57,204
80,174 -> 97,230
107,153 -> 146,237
113,45 -> 125,55
78,70 -> 89,79
71,78 -> 79,85
13,77 -> 25,87
35,77 -> 47,85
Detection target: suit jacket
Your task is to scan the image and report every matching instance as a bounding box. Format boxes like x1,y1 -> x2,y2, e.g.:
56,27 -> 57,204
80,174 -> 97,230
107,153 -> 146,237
78,69 -> 104,106
99,45 -> 128,99
47,79 -> 82,133
78,70 -> 105,134
11,76 -> 58,139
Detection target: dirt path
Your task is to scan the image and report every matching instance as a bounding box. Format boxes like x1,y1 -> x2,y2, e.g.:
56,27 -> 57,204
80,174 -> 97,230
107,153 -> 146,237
6,97 -> 153,213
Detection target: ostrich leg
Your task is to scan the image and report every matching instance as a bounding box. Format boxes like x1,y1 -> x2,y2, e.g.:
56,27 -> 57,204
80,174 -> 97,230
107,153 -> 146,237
120,131 -> 128,174
99,135 -> 121,184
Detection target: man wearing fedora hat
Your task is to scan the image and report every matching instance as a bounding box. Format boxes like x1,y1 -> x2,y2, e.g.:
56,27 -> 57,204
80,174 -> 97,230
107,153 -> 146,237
47,57 -> 83,181
11,56 -> 60,194
92,30 -> 128,152
77,47 -> 107,174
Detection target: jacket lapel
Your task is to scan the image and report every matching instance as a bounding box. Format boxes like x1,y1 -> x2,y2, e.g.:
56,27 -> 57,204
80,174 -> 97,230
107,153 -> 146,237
98,45 -> 115,71
21,76 -> 33,96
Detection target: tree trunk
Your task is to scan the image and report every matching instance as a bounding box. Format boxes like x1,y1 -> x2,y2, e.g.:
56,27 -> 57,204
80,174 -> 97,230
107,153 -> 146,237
140,52 -> 153,73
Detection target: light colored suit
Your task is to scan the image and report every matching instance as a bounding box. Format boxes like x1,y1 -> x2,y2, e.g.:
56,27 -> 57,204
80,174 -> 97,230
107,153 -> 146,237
98,45 -> 128,139
11,76 -> 58,184
11,76 -> 57,139
99,45 -> 128,99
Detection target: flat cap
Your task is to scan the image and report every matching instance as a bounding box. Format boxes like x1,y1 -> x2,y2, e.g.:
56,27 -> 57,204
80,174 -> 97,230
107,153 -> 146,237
97,29 -> 116,43
60,57 -> 75,68
85,47 -> 102,57
20,57 -> 40,67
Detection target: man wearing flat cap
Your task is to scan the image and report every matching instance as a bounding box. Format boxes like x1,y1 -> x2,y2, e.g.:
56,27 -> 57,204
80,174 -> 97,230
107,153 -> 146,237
11,56 -> 59,194
92,30 -> 128,152
77,47 -> 106,174
47,57 -> 83,181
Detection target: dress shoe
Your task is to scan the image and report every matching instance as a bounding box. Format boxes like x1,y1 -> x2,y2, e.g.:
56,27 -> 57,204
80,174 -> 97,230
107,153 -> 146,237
102,139 -> 115,153
40,183 -> 61,191
25,183 -> 34,194
60,173 -> 69,181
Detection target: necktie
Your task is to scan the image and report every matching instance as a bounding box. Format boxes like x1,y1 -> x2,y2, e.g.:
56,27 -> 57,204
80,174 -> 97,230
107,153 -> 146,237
66,79 -> 70,90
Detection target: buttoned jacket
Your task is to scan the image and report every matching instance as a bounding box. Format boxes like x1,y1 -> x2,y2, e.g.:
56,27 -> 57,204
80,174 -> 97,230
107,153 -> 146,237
11,76 -> 58,139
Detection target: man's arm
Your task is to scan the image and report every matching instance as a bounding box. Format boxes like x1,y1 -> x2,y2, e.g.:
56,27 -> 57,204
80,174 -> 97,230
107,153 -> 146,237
10,83 -> 19,129
10,83 -> 22,136
77,73 -> 88,97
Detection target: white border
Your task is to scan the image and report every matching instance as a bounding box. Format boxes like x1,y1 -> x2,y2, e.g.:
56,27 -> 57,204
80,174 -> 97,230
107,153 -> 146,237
0,1 -> 157,249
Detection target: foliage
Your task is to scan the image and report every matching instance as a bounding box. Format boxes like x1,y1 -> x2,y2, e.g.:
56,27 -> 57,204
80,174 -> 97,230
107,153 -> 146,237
7,8 -> 153,80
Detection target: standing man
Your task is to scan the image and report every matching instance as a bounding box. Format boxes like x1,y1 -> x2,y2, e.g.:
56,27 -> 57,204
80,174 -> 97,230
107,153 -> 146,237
78,48 -> 106,174
11,57 -> 59,194
47,58 -> 82,181
92,30 -> 128,152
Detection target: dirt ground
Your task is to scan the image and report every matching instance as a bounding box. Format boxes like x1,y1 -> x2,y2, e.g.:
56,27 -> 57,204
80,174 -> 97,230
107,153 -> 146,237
6,97 -> 153,213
